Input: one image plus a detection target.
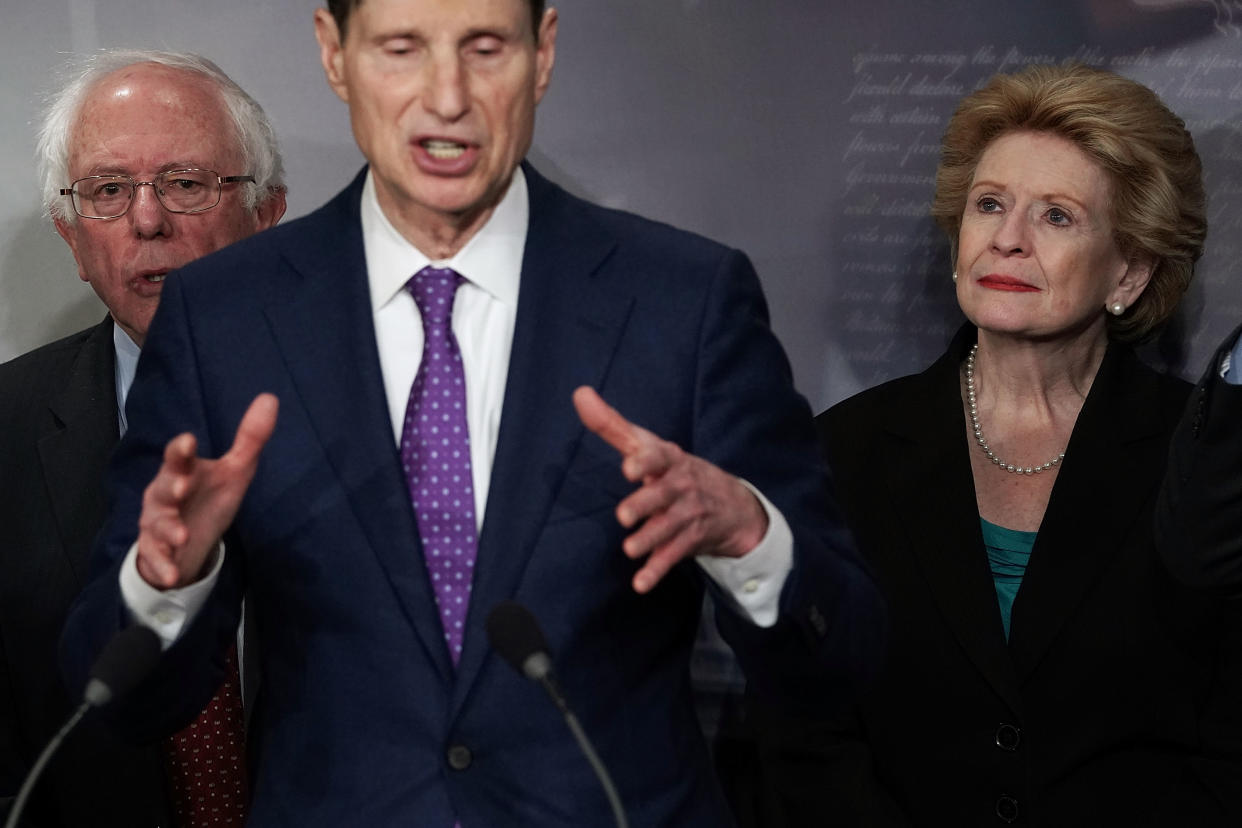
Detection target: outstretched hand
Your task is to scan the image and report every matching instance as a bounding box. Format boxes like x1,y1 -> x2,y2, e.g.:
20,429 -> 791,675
572,386 -> 768,594
135,393 -> 279,589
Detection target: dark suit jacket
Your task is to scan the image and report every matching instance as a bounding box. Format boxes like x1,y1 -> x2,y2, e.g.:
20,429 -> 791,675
61,165 -> 883,827
1157,322 -> 1242,592
0,319 -> 172,827
753,326 -> 1242,827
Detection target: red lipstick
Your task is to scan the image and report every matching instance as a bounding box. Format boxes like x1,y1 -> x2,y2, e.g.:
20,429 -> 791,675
978,274 -> 1040,292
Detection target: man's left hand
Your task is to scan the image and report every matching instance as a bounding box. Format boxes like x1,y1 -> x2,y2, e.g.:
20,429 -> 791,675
572,386 -> 768,593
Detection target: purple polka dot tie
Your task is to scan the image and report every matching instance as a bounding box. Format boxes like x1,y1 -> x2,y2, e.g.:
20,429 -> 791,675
400,266 -> 478,665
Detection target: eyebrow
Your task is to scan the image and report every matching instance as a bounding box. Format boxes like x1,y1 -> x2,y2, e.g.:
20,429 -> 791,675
369,23 -> 518,45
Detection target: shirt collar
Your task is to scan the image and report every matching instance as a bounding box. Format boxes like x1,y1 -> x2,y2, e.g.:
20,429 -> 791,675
362,166 -> 528,312
112,321 -> 141,435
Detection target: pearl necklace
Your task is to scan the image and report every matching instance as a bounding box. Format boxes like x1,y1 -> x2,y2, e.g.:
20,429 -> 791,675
965,344 -> 1066,475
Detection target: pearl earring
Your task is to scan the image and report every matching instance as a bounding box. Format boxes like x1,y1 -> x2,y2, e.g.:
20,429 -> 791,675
1108,302 -> 1126,316
952,271 -> 958,283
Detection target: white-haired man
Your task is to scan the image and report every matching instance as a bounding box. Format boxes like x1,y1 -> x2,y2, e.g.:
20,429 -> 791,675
0,50 -> 285,828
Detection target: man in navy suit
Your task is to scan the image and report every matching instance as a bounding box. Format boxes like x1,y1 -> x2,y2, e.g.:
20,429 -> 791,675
63,1 -> 883,824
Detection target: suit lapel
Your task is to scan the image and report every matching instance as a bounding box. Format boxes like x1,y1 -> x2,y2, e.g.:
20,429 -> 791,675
260,174 -> 453,681
450,166 -> 632,711
38,318 -> 119,585
880,341 -> 1023,715
1008,346 -> 1167,682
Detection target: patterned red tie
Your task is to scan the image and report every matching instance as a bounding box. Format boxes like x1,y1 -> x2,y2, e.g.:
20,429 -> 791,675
163,644 -> 249,827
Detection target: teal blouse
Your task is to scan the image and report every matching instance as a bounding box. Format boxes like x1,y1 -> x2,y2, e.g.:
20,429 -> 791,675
981,517 -> 1036,641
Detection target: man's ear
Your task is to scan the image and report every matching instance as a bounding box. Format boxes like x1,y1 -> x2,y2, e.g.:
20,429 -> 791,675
533,8 -> 558,106
314,8 -> 350,104
253,189 -> 288,232
53,216 -> 89,282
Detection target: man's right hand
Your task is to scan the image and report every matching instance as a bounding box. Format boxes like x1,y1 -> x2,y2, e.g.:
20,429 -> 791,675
135,393 -> 279,589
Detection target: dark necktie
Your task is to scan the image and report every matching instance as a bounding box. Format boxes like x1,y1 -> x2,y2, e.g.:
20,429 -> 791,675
163,644 -> 249,827
400,266 -> 479,665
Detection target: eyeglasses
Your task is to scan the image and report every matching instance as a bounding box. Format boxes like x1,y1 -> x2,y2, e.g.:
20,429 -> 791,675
59,169 -> 255,219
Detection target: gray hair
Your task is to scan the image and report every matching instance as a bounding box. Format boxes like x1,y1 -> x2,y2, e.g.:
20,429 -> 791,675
37,48 -> 286,221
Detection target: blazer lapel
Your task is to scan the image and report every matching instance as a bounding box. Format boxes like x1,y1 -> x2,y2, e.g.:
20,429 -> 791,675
882,337 -> 1023,715
450,166 -> 633,709
1008,346 -> 1168,682
38,317 -> 119,584
260,174 -> 452,682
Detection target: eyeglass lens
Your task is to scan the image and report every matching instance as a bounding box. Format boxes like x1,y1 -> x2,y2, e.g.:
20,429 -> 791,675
74,170 -> 221,217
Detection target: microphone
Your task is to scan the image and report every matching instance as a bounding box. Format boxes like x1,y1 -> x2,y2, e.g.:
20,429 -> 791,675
486,601 -> 630,828
4,625 -> 161,828
84,624 -> 162,707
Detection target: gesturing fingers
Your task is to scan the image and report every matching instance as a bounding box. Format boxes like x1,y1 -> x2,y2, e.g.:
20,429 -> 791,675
574,385 -> 675,483
573,386 -> 767,594
573,386 -> 645,456
138,450 -> 197,589
223,393 -> 279,472
134,393 -> 280,591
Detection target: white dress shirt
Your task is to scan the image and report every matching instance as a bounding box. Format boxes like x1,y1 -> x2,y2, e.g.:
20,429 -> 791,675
120,168 -> 794,646
112,324 -> 141,436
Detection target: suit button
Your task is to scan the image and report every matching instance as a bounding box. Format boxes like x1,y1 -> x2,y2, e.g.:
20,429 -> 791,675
447,744 -> 472,770
994,723 -> 1021,751
995,794 -> 1019,823
806,605 -> 828,637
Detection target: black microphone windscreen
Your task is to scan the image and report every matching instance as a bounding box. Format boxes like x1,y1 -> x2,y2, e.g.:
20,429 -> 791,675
486,601 -> 548,675
84,625 -> 162,706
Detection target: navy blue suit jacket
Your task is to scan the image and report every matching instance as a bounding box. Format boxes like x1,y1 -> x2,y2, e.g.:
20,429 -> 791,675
62,165 -> 881,826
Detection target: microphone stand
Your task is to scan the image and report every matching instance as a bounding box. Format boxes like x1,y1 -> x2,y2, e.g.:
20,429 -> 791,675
5,625 -> 160,828
3,701 -> 91,828
536,672 -> 630,828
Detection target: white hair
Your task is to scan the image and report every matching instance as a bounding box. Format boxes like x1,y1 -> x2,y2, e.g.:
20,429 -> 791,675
37,48 -> 286,221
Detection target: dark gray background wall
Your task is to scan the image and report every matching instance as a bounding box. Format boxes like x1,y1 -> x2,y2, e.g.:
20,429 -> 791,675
3,0 -> 1240,408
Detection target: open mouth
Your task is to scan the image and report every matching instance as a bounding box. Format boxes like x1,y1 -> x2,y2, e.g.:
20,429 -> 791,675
422,139 -> 467,160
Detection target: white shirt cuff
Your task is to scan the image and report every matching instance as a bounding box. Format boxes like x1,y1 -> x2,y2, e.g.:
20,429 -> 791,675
119,541 -> 225,649
696,480 -> 793,628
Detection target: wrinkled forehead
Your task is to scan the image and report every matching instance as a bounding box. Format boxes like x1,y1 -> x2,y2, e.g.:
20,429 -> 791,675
332,0 -> 543,39
70,64 -> 243,175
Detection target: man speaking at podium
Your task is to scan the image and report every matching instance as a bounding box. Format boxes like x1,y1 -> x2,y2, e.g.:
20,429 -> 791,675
63,1 -> 884,824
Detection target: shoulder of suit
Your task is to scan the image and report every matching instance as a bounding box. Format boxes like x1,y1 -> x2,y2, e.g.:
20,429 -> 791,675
528,166 -> 740,265
0,320 -> 109,421
1110,345 -> 1193,420
581,198 -> 736,263
823,363 -> 941,429
176,173 -> 365,279
0,321 -> 104,383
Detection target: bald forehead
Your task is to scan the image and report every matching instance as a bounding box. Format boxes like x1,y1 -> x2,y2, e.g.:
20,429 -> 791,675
81,63 -> 226,123
70,63 -> 242,173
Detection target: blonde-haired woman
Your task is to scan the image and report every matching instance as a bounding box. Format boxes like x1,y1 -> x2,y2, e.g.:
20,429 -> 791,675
756,64 -> 1242,827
